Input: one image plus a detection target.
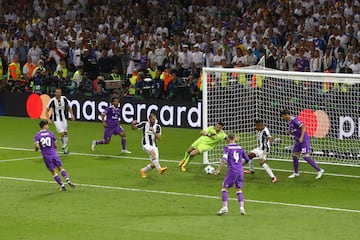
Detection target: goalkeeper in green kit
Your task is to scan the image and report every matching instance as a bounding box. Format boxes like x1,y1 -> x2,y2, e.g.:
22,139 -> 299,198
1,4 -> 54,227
178,122 -> 227,172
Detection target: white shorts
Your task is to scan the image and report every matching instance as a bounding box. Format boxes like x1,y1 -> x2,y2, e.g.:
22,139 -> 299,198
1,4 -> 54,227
53,120 -> 68,133
250,148 -> 268,160
142,144 -> 159,160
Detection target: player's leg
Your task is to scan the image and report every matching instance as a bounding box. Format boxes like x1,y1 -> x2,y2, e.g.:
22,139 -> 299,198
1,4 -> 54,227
179,147 -> 192,167
301,140 -> 324,179
45,157 -> 66,191
92,128 -> 112,150
258,151 -> 277,183
217,187 -> 229,215
181,148 -> 200,172
235,174 -> 246,215
54,121 -> 66,153
119,127 -> 131,153
288,142 -> 301,178
57,166 -> 75,187
244,150 -> 257,174
62,121 -> 69,154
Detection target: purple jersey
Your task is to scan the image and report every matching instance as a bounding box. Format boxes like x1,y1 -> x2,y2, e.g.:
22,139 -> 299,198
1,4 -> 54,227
34,130 -> 62,171
222,143 -> 249,173
34,130 -> 58,155
289,116 -> 309,142
103,105 -> 121,128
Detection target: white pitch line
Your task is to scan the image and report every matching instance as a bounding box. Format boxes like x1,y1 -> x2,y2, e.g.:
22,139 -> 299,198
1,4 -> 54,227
0,175 -> 359,214
1,146 -> 360,178
0,156 -> 42,163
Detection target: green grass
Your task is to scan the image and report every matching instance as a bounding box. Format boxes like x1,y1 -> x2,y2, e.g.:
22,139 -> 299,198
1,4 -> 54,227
0,116 -> 359,240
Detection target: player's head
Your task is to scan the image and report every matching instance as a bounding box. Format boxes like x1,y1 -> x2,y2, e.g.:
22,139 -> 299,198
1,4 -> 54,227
39,119 -> 49,129
226,133 -> 236,143
111,97 -> 119,107
215,121 -> 224,132
255,119 -> 264,130
280,109 -> 291,120
148,112 -> 157,125
54,88 -> 62,98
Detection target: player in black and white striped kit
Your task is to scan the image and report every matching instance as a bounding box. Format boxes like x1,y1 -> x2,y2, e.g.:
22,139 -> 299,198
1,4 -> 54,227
244,119 -> 277,183
131,112 -> 167,179
46,88 -> 75,154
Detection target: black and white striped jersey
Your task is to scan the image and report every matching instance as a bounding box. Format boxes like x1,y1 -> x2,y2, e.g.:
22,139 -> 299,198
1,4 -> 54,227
256,127 -> 271,152
47,96 -> 70,122
135,121 -> 161,147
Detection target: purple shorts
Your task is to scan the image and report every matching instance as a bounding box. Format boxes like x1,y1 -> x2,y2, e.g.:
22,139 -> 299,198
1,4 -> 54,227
104,126 -> 124,142
223,171 -> 244,189
293,137 -> 311,154
43,154 -> 63,171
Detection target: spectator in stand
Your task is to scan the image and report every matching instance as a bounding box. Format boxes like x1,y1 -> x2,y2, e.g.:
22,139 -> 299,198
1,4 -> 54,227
166,72 -> 179,100
15,38 -> 28,69
23,56 -> 36,84
98,49 -> 113,76
296,47 -> 310,72
93,82 -> 109,97
78,72 -> 93,97
152,70 -> 164,100
8,54 -> 21,80
28,41 -> 42,65
349,54 -> 360,74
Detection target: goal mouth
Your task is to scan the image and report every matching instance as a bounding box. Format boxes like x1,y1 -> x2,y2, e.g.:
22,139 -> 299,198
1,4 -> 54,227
202,67 -> 360,167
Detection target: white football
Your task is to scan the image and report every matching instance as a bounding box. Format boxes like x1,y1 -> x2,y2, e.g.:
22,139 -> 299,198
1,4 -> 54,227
204,165 -> 215,174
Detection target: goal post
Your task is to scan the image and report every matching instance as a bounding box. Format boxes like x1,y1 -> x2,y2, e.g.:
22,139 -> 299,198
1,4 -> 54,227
201,67 -> 360,167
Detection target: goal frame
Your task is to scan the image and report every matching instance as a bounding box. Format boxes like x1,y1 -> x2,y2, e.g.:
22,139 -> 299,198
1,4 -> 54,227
201,67 -> 360,167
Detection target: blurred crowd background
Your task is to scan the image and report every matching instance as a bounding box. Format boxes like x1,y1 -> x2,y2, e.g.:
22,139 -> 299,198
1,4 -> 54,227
0,0 -> 359,101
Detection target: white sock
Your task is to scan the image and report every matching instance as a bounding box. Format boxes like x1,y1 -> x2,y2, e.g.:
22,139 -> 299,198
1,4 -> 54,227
262,163 -> 275,178
142,164 -> 153,172
249,159 -> 255,172
63,135 -> 68,148
152,159 -> 161,171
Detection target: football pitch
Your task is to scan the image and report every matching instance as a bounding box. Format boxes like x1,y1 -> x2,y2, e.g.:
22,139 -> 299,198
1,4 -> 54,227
0,116 -> 359,240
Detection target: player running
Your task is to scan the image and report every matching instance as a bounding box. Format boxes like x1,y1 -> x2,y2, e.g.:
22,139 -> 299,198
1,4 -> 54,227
214,134 -> 249,216
244,119 -> 277,183
178,121 -> 227,172
280,109 -> 324,179
91,97 -> 131,154
131,112 -> 167,178
34,119 -> 75,191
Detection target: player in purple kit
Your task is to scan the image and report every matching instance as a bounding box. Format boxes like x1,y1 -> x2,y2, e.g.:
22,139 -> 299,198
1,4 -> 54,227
34,119 -> 75,191
91,97 -> 131,153
214,134 -> 249,216
280,109 -> 324,179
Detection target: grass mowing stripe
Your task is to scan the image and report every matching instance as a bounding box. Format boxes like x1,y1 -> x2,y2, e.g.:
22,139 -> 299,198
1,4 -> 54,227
0,175 -> 359,214
1,146 -> 360,179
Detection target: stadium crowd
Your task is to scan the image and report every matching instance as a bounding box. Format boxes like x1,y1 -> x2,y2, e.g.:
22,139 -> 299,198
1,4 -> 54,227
0,0 -> 359,101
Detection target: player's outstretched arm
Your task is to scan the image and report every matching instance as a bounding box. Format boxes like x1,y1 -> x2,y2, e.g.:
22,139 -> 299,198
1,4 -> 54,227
214,160 -> 226,176
131,120 -> 139,130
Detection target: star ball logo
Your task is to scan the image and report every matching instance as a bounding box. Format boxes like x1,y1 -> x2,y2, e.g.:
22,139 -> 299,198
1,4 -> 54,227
26,93 -> 51,119
298,109 -> 330,138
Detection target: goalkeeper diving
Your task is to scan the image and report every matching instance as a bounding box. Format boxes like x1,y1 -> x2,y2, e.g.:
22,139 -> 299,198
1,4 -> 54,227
178,121 -> 227,172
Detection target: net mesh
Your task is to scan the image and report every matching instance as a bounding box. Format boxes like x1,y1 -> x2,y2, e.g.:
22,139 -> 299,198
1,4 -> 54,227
202,67 -> 360,166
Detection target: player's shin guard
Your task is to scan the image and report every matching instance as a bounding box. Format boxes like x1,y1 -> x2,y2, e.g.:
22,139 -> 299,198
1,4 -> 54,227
53,174 -> 63,186
303,156 -> 321,171
293,156 -> 299,173
63,135 -> 68,148
60,169 -> 69,180
262,163 -> 275,178
121,138 -> 126,150
221,190 -> 228,207
152,158 -> 161,171
183,155 -> 192,166
142,164 -> 153,172
236,190 -> 244,208
249,159 -> 255,172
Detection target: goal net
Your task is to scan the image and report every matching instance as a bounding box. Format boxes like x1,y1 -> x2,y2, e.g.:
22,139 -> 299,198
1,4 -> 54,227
202,66 -> 360,167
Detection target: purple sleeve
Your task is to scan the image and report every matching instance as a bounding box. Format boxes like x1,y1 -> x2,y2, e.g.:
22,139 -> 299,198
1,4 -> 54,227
294,118 -> 303,129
